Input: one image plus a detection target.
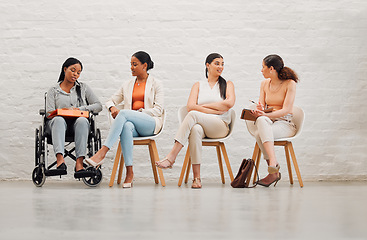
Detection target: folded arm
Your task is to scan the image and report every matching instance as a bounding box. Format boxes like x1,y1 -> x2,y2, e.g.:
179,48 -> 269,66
201,81 -> 235,111
187,81 -> 235,115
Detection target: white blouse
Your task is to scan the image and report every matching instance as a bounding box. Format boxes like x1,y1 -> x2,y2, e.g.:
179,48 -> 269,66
197,80 -> 231,124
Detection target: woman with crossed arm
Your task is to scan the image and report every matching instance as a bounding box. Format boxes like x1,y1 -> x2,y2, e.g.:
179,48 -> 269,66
156,53 -> 235,189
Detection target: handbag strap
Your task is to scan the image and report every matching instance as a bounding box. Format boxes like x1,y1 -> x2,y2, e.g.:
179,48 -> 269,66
246,159 -> 260,188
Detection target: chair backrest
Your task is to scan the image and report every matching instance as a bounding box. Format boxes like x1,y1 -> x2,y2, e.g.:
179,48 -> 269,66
245,104 -> 305,141
177,106 -> 236,141
288,106 -> 305,140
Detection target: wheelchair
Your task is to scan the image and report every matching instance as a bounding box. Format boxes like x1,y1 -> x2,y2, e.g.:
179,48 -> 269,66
32,95 -> 103,187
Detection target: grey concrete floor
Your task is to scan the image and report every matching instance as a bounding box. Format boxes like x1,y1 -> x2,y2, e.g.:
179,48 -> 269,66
0,180 -> 366,240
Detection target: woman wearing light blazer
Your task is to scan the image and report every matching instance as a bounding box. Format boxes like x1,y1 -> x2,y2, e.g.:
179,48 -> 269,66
86,51 -> 164,188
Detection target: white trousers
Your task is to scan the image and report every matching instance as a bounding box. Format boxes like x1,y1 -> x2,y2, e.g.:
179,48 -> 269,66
175,111 -> 229,164
254,116 -> 297,160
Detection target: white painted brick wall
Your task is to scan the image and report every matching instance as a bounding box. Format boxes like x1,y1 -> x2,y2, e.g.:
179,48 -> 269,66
1,0 -> 366,182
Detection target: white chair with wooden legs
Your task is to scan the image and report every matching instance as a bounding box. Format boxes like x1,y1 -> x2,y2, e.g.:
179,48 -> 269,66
177,107 -> 235,187
245,105 -> 305,187
109,111 -> 166,187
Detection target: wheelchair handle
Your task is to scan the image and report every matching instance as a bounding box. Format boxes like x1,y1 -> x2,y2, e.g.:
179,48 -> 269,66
39,109 -> 46,116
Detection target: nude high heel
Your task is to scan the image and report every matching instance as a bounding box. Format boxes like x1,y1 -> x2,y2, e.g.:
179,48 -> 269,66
257,173 -> 281,187
85,158 -> 105,168
268,164 -> 280,174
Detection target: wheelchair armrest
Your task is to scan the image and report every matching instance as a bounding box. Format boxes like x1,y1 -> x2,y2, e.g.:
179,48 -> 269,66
39,109 -> 46,116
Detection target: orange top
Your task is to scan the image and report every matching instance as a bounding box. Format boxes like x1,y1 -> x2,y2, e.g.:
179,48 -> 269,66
264,79 -> 292,111
132,81 -> 146,110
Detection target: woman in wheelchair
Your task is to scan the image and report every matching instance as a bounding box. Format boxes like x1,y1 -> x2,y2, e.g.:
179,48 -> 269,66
85,51 -> 164,188
46,57 -> 102,178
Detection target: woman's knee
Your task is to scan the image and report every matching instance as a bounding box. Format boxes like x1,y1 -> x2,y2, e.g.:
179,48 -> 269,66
122,121 -> 135,134
52,116 -> 66,124
255,116 -> 271,127
186,110 -> 200,120
75,117 -> 90,129
48,116 -> 67,131
75,117 -> 89,125
189,124 -> 204,138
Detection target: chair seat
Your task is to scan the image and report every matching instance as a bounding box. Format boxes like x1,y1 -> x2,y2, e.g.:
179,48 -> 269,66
201,135 -> 231,142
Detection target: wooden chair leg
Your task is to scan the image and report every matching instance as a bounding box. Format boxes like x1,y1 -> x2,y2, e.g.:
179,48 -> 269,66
109,143 -> 122,187
216,145 -> 225,184
288,142 -> 304,187
148,141 -> 159,184
284,143 -> 294,185
150,140 -> 165,186
184,157 -> 191,184
220,142 -> 234,182
117,151 -> 124,185
178,147 -> 190,187
252,143 -> 261,184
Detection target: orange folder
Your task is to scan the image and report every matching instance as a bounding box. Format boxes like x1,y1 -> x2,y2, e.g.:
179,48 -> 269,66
48,109 -> 89,119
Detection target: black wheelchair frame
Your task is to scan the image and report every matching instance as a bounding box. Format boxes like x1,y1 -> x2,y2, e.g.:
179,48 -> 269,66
32,93 -> 103,187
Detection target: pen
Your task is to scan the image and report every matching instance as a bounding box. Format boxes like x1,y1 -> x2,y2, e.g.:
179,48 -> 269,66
249,100 -> 266,110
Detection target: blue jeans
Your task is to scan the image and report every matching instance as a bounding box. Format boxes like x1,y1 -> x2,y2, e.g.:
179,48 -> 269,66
104,110 -> 156,166
47,116 -> 90,159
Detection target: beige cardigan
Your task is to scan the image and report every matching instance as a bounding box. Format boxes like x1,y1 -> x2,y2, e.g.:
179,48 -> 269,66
105,75 -> 164,134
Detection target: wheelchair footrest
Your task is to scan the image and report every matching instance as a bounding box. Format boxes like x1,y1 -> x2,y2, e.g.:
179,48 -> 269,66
74,170 -> 96,179
45,169 -> 67,176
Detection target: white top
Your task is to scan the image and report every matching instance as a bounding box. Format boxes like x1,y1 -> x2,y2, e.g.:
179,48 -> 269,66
197,80 -> 231,124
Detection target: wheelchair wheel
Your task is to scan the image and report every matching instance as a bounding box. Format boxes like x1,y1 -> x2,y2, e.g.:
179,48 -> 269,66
32,166 -> 46,187
82,166 -> 103,187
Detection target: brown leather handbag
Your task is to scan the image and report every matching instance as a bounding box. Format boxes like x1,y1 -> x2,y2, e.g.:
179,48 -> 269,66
231,158 -> 259,188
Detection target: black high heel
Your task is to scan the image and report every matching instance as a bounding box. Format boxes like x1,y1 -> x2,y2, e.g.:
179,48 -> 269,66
257,173 -> 281,187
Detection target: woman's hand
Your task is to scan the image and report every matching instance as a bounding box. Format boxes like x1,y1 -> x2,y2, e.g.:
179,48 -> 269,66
251,109 -> 265,118
256,102 -> 264,111
110,106 -> 120,119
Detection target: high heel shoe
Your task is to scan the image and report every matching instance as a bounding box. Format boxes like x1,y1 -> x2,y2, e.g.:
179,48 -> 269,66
123,178 -> 134,188
156,157 -> 175,169
257,173 -> 281,187
122,182 -> 133,188
191,178 -> 202,189
268,164 -> 280,174
85,158 -> 104,168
